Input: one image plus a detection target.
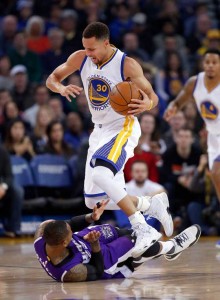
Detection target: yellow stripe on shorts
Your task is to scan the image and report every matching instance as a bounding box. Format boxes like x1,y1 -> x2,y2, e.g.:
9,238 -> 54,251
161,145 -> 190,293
108,116 -> 134,163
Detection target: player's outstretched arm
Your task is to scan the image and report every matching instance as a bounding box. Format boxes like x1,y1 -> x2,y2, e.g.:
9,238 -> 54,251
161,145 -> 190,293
63,231 -> 104,282
67,200 -> 109,232
124,57 -> 158,115
46,50 -> 85,102
163,76 -> 197,121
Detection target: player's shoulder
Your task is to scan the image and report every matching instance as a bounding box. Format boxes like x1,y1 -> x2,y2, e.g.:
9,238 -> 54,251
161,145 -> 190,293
67,50 -> 87,65
185,75 -> 198,93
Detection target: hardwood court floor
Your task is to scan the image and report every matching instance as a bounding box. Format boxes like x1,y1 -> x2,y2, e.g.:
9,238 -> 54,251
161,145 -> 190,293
1,237 -> 220,300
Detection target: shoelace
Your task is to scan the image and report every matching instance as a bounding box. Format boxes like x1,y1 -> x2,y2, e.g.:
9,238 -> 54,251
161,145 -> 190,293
131,223 -> 152,237
173,232 -> 189,248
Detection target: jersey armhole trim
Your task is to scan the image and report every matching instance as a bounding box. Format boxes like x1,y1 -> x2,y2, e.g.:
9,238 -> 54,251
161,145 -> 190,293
121,54 -> 126,81
192,75 -> 199,96
79,56 -> 88,73
34,237 -> 42,244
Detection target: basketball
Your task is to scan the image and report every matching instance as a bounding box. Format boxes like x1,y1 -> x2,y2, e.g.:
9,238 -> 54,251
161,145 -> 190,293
109,81 -> 143,115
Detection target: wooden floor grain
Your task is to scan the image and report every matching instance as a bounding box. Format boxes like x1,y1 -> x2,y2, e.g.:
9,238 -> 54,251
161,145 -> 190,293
0,237 -> 220,300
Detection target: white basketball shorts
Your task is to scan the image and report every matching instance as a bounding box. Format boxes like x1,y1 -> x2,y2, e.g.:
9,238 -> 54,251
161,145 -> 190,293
84,116 -> 141,209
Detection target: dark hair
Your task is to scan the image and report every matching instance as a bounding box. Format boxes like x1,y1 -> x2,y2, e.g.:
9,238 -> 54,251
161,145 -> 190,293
83,22 -> 110,40
43,221 -> 69,246
5,119 -> 26,150
45,120 -> 74,157
165,50 -> 184,77
204,49 -> 220,57
3,100 -> 18,120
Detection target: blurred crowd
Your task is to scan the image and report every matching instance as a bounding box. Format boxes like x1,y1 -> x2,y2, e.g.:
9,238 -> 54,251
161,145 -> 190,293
0,0 -> 220,237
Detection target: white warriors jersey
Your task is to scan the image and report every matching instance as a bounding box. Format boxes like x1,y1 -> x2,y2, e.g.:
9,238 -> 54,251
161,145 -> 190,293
193,72 -> 220,135
80,47 -> 127,124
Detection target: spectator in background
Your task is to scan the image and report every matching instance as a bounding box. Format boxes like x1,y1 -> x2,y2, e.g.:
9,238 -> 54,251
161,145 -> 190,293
124,142 -> 159,183
131,12 -> 153,55
59,9 -> 82,56
64,112 -> 89,152
186,14 -> 212,55
0,89 -> 13,124
41,28 -> 68,78
182,102 -> 204,135
153,20 -> 186,52
197,29 -> 220,56
8,31 -> 42,83
138,112 -> 166,157
162,110 -> 186,149
0,15 -> 18,54
159,127 -> 202,231
44,120 -> 75,159
109,2 -> 134,47
25,16 -> 50,54
10,64 -> 34,111
16,0 -> 33,31
48,97 -> 66,124
153,35 -> 189,72
126,160 -> 165,197
23,84 -> 50,127
155,51 -> 187,103
122,32 -> 149,62
4,119 -> 35,161
153,0 -> 183,34
0,100 -> 31,141
185,154 -> 218,236
0,55 -> 14,90
31,105 -> 54,154
0,145 -> 23,238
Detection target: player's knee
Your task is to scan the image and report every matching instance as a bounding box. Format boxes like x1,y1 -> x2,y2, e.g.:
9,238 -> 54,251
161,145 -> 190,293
92,167 -> 101,186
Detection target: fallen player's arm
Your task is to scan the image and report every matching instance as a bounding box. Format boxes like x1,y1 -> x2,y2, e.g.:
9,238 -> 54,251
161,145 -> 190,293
34,200 -> 109,240
63,232 -> 104,282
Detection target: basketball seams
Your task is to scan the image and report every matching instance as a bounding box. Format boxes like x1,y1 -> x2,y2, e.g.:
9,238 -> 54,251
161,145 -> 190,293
116,83 -> 130,105
109,97 -> 128,107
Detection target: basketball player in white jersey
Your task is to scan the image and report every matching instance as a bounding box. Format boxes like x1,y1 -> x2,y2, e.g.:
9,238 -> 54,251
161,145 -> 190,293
164,49 -> 220,205
46,22 -> 173,258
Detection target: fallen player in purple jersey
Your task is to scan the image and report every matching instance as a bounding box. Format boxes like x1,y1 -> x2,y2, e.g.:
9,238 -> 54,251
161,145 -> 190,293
34,200 -> 201,282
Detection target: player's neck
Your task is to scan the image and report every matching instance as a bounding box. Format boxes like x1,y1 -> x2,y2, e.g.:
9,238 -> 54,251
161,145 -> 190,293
204,74 -> 220,90
99,46 -> 115,66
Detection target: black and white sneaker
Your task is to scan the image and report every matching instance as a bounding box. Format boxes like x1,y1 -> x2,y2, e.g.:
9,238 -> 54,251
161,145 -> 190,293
164,224 -> 201,261
131,222 -> 162,258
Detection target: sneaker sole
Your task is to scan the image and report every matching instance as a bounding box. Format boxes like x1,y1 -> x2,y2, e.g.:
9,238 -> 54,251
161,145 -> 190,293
164,224 -> 201,261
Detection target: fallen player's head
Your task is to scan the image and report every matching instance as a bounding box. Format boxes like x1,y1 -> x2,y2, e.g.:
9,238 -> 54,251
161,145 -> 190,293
43,220 -> 72,246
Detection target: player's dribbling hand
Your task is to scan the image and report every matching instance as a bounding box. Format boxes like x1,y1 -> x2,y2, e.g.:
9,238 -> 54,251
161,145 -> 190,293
60,85 -> 83,102
163,103 -> 178,121
91,199 -> 110,221
83,230 -> 101,243
128,89 -> 152,115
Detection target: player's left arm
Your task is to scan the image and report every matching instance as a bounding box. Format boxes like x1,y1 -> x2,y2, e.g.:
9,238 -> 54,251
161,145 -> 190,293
124,57 -> 159,115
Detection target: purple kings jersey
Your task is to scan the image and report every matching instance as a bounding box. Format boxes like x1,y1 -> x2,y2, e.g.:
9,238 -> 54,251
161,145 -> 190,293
34,224 -> 134,282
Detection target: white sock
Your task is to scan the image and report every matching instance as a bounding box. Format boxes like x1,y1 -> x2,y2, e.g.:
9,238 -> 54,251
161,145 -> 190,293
128,211 -> 146,225
136,196 -> 151,211
159,241 -> 174,255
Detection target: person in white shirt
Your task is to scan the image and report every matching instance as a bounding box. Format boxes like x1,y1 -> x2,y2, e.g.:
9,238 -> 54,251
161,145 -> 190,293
126,160 -> 165,197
